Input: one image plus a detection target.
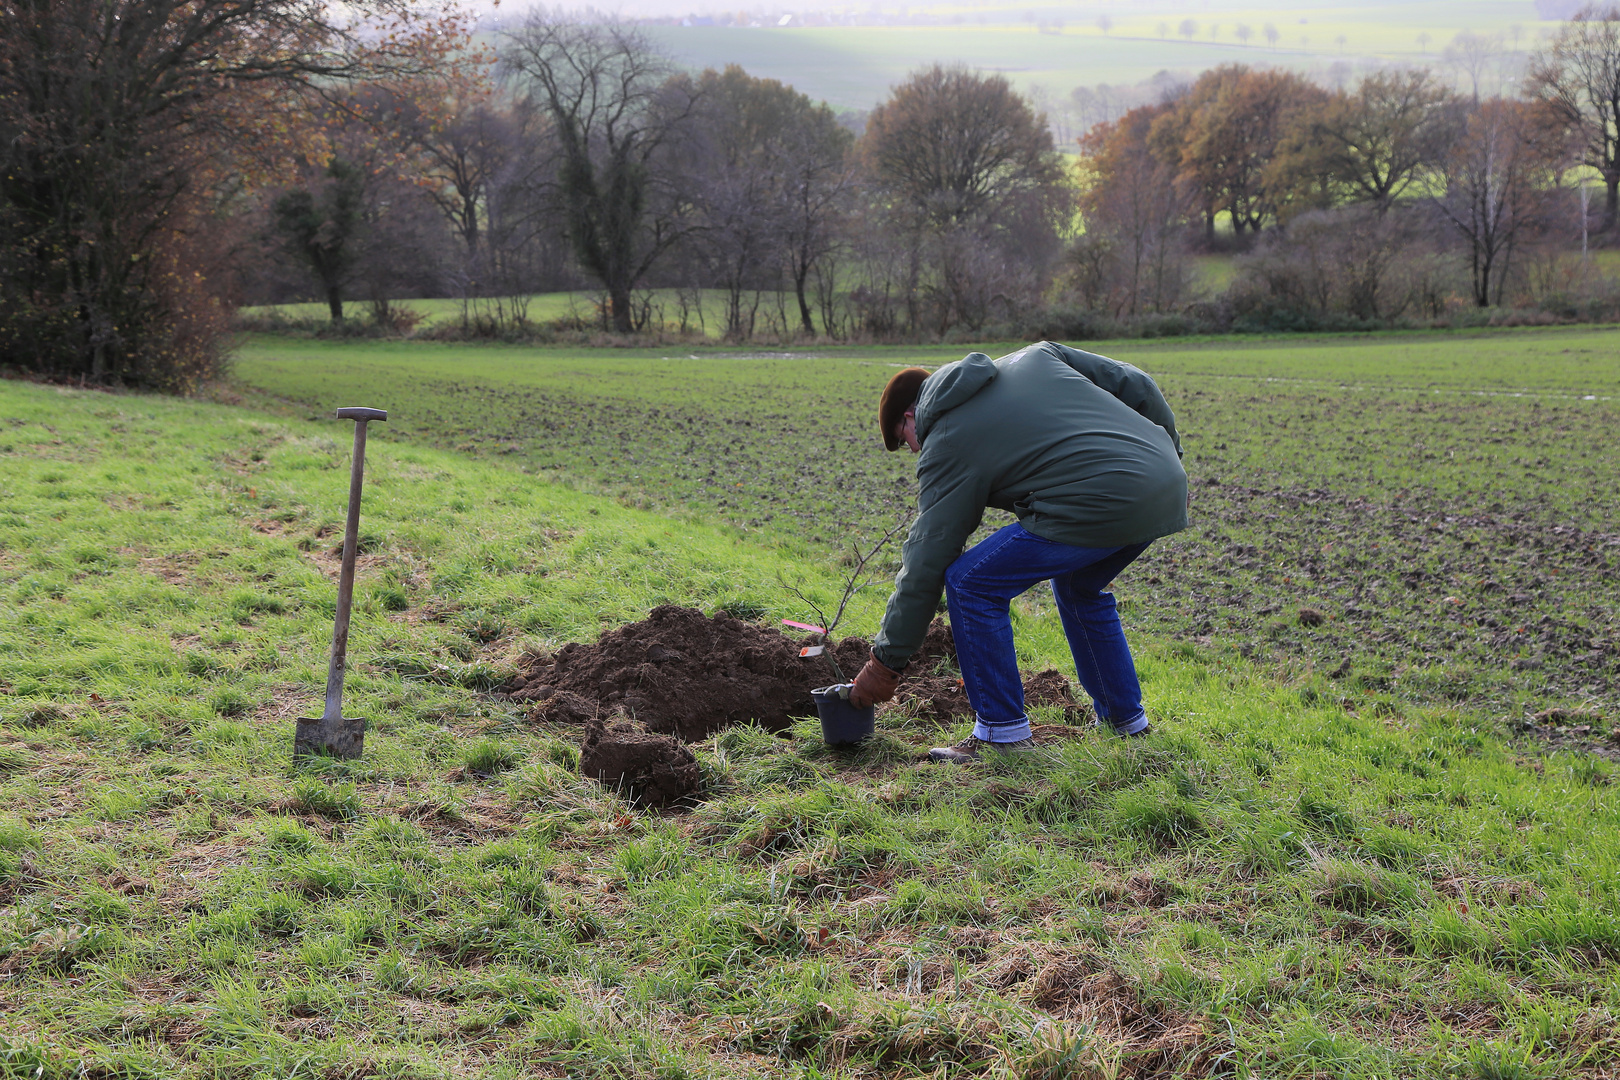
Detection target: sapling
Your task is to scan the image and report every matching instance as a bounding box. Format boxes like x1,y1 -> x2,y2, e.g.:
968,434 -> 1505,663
780,513 -> 912,684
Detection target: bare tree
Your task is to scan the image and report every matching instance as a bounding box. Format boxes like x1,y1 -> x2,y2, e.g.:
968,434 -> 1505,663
779,117 -> 856,336
858,64 -> 1071,332
1529,4 -> 1620,230
678,65 -> 852,339
1178,19 -> 1199,42
1446,31 -> 1505,101
1235,23 -> 1253,46
500,12 -> 699,333
1434,99 -> 1560,306
372,89 -> 516,264
1264,23 -> 1280,49
860,64 -> 1068,231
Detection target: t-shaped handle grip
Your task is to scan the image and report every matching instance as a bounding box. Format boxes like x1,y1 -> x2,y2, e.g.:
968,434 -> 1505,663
335,407 -> 387,422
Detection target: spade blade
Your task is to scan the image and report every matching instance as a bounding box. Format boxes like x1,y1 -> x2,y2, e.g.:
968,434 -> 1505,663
294,716 -> 366,761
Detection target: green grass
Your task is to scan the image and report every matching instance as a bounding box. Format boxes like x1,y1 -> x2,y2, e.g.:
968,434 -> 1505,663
634,4 -> 1546,114
240,289 -> 753,337
2,346 -> 1618,1076
226,326 -> 1620,723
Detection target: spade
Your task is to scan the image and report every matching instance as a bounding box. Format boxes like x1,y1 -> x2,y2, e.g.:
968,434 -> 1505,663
295,407 -> 386,762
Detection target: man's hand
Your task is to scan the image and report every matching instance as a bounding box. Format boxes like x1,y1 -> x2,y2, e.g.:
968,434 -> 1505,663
849,653 -> 902,707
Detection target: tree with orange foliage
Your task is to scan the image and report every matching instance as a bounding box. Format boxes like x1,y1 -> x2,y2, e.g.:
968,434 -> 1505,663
1073,103 -> 1194,317
0,0 -> 474,390
1152,65 -> 1328,241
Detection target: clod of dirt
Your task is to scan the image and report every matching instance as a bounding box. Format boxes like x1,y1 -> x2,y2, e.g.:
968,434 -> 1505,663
888,664 -> 1092,726
823,618 -> 957,684
1298,607 -> 1327,626
1023,668 -> 1093,723
579,717 -> 701,808
521,687 -> 597,725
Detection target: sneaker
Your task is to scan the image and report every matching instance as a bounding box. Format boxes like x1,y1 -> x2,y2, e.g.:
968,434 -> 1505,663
927,735 -> 1039,764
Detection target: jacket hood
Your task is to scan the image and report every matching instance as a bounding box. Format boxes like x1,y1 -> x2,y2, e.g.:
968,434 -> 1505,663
914,352 -> 997,445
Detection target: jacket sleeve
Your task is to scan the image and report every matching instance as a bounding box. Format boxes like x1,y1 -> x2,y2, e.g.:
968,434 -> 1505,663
1045,342 -> 1183,457
871,443 -> 989,671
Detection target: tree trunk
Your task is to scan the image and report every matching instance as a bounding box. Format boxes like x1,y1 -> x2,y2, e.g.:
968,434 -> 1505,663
327,285 -> 344,323
1606,176 -> 1619,233
610,285 -> 633,333
1473,247 -> 1491,307
794,264 -> 815,335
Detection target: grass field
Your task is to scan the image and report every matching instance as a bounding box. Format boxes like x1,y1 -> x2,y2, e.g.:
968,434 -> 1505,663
227,327 -> 1620,727
239,290 -> 787,340
3,366 -> 1619,1078
634,2 -> 1543,113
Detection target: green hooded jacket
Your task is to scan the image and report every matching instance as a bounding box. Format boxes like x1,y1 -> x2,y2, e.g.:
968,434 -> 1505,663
872,341 -> 1187,671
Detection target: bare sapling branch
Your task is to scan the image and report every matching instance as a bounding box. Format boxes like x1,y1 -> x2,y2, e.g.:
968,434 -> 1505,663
779,512 -> 913,683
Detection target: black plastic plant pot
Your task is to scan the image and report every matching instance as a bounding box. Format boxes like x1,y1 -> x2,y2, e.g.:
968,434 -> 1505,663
811,684 -> 875,746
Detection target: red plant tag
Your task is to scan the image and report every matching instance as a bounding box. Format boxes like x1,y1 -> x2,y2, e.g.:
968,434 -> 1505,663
783,619 -> 827,634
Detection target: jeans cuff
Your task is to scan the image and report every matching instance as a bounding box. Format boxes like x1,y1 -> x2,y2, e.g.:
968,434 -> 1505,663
1109,710 -> 1149,736
972,716 -> 1033,743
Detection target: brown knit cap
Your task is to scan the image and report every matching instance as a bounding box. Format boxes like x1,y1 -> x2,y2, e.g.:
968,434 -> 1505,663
878,366 -> 932,451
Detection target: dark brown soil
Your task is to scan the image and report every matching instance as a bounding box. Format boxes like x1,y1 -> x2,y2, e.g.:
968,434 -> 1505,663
579,717 -> 701,808
510,606 -> 1092,742
822,618 -> 970,720
512,606 -> 955,741
1023,668 -> 1093,723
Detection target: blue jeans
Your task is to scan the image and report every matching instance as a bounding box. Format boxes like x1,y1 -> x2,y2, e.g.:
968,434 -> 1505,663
943,523 -> 1150,742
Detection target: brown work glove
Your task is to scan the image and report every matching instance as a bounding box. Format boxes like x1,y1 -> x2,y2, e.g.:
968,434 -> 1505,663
848,653 -> 902,708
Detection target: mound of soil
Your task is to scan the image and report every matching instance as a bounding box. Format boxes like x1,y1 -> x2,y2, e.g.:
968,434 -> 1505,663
511,605 -> 865,741
510,605 -> 1089,741
579,717 -> 702,808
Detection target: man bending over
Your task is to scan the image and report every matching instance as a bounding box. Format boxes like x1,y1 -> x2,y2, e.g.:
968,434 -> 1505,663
848,342 -> 1188,763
